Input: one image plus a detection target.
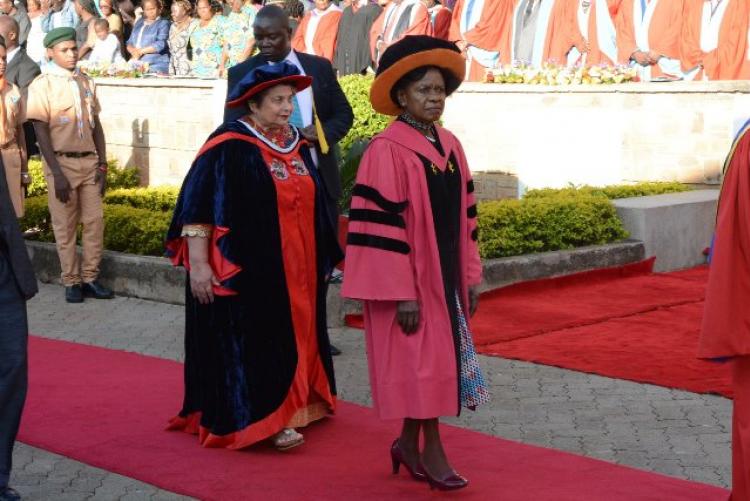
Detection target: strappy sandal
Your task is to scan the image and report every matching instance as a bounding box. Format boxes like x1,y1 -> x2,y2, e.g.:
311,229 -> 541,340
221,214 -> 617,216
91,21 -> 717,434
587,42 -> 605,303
272,428 -> 304,451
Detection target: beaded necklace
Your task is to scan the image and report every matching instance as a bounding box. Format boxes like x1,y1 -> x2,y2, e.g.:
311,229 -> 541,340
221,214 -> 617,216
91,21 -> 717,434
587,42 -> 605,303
245,115 -> 296,150
399,112 -> 435,134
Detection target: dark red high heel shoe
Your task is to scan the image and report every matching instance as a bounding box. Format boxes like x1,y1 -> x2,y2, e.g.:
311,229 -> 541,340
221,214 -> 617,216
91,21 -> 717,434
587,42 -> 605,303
390,439 -> 426,481
419,462 -> 469,491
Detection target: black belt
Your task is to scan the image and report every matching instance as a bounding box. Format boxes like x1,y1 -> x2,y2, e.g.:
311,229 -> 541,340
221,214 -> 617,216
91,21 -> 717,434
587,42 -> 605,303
55,151 -> 96,158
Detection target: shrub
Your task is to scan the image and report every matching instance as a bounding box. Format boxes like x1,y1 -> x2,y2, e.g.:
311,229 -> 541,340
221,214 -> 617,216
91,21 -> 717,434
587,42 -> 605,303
524,182 -> 690,200
20,195 -> 53,238
477,195 -> 629,259
106,161 -> 141,189
25,158 -> 140,197
104,186 -> 180,212
103,204 -> 172,256
20,195 -> 171,257
26,159 -> 48,197
338,75 -> 390,156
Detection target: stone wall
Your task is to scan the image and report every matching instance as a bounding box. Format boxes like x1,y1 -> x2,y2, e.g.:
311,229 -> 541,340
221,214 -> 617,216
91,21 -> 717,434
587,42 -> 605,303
95,77 -> 227,186
442,81 -> 750,195
97,78 -> 747,196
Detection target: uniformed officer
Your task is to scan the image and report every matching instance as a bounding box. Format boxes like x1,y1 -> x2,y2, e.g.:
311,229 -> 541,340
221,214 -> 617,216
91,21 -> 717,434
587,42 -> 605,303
27,27 -> 114,303
0,35 -> 29,219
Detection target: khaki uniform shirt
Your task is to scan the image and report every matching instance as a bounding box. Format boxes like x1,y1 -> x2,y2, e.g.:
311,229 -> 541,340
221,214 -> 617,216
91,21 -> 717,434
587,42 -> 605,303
26,68 -> 101,188
1,82 -> 27,217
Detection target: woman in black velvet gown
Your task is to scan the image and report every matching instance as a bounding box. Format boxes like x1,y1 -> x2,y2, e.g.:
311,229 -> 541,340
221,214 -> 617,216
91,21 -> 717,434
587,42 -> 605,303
165,61 -> 342,451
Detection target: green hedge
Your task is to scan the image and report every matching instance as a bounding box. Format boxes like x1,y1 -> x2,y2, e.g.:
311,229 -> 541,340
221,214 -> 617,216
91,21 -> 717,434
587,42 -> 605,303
477,194 -> 629,259
21,195 -> 171,257
104,186 -> 180,212
21,182 -> 665,260
26,158 -> 141,197
523,182 -> 690,200
338,75 -> 390,156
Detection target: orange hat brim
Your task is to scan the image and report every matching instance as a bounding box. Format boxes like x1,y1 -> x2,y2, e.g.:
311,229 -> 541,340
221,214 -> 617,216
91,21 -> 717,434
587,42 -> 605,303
369,48 -> 466,116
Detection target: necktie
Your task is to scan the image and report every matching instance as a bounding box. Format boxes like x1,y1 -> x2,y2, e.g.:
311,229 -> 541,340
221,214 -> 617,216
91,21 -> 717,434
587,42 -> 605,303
289,93 -> 304,129
640,0 -> 648,20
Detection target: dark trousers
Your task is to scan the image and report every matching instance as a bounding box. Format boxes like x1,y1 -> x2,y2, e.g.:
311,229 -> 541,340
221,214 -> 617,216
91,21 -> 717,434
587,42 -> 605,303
0,251 -> 27,489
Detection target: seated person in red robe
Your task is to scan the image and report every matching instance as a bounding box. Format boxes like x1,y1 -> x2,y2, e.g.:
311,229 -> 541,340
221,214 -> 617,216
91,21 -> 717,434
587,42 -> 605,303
343,35 -> 489,492
166,62 -> 342,452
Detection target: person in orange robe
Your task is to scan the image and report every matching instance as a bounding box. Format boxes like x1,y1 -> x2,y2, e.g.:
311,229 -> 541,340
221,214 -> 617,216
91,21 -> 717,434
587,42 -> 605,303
567,0 -> 618,67
607,0 -> 621,17
699,118 -> 750,501
681,0 -> 749,81
501,0 -> 585,67
423,0 -> 452,40
616,0 -> 686,80
449,0 -> 511,80
742,25 -> 750,79
291,0 -> 343,62
370,0 -> 432,65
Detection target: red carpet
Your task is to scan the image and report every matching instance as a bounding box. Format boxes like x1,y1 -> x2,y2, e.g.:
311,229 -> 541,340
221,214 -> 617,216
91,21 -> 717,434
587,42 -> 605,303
344,261 -> 731,397
20,336 -> 726,501
482,302 -> 732,398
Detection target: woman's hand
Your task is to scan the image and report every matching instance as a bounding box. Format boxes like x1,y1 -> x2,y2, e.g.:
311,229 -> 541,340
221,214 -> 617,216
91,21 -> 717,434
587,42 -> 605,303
468,285 -> 480,317
300,125 -> 318,142
190,261 -> 219,304
397,300 -> 420,335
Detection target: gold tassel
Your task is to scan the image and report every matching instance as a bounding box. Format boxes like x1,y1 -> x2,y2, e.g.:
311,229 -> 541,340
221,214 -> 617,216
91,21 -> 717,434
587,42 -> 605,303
312,100 -> 329,155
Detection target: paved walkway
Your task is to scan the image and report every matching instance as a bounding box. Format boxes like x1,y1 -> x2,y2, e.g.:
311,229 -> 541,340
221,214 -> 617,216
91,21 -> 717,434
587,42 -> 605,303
11,283 -> 732,499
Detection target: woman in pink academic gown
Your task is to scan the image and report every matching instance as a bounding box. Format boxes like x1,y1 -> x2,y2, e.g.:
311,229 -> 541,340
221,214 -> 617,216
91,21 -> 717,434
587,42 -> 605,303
342,35 -> 489,492
699,118 -> 750,501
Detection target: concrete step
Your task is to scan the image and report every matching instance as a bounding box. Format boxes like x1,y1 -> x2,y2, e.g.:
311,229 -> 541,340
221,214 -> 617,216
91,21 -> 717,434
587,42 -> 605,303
26,239 -> 645,327
613,190 -> 718,272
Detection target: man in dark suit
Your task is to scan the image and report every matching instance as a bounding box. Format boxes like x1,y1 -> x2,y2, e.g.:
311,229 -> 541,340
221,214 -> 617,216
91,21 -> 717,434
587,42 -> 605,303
0,157 -> 37,501
0,16 -> 41,157
226,5 -> 353,356
226,5 -> 353,223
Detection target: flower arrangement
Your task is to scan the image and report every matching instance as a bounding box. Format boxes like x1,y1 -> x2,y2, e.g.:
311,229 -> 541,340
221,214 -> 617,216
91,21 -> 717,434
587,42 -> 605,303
77,60 -> 150,78
484,63 -> 638,85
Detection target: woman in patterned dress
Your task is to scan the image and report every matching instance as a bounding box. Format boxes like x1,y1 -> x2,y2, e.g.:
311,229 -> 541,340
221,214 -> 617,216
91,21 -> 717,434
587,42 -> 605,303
168,0 -> 197,76
189,0 -> 225,77
342,35 -> 489,491
166,62 -> 342,452
222,0 -> 255,70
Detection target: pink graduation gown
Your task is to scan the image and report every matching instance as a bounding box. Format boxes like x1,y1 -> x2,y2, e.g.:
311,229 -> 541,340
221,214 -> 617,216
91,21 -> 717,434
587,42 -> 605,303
342,120 -> 482,420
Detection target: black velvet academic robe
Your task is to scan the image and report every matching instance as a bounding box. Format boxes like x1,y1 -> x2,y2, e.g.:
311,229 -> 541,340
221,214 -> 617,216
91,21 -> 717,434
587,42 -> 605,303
166,120 -> 342,448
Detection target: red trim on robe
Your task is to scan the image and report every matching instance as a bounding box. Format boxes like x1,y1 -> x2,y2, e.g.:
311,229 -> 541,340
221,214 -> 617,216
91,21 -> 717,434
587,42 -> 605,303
166,226 -> 242,297
168,133 -> 336,449
166,132 -> 311,296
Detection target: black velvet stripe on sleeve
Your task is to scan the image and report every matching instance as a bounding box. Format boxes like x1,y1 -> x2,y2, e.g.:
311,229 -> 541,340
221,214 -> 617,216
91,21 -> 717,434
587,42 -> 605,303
471,228 -> 479,241
352,184 -> 408,214
467,180 -> 475,193
347,232 -> 410,254
349,208 -> 406,228
467,204 -> 477,219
